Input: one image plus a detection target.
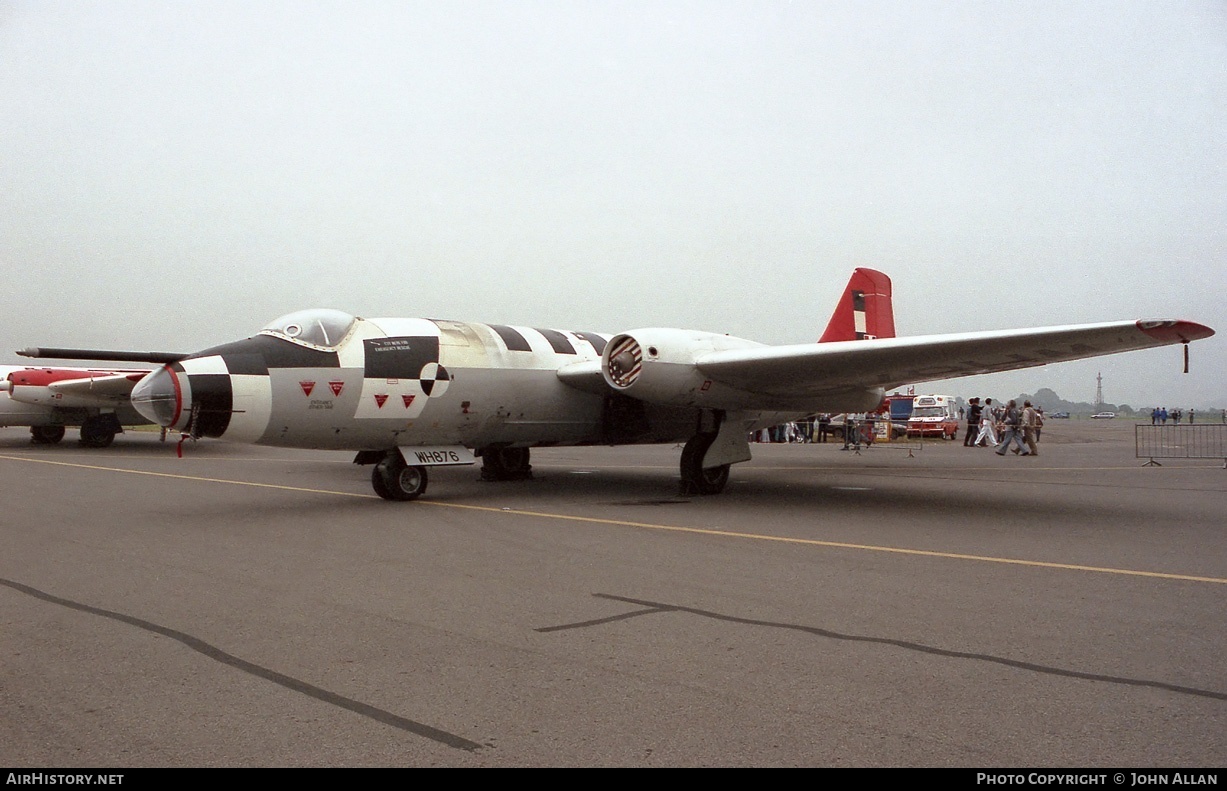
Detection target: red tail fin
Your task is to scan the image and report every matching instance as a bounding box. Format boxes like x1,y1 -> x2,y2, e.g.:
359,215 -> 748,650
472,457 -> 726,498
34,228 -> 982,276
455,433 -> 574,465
818,268 -> 895,342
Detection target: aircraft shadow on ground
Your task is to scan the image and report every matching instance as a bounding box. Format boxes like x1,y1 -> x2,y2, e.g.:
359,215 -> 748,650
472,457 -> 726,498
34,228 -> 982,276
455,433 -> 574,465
440,464 -> 1174,532
0,432 -> 1190,531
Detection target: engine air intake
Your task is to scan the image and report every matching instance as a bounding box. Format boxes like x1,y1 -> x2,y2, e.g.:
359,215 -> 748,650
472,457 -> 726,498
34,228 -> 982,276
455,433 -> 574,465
605,335 -> 643,389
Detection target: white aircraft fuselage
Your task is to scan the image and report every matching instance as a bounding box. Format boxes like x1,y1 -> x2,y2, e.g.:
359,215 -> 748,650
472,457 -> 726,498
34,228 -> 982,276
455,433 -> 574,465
131,312 -> 847,452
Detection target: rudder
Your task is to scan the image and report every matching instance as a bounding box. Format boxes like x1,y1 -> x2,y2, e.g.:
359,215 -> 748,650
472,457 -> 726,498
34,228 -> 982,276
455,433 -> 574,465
818,268 -> 895,342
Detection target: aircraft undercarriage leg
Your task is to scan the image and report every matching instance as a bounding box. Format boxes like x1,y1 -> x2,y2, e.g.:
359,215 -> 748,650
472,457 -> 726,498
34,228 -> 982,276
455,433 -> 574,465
30,425 -> 66,445
372,451 -> 429,501
79,415 -> 120,448
480,447 -> 533,481
679,433 -> 730,496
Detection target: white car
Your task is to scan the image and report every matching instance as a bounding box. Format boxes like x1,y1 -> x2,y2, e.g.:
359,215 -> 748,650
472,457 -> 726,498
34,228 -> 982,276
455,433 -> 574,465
1091,412 -> 1116,419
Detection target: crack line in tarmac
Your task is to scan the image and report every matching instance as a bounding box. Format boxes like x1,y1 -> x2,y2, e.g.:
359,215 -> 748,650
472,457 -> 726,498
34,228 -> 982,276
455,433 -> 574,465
0,577 -> 483,751
543,593 -> 1227,702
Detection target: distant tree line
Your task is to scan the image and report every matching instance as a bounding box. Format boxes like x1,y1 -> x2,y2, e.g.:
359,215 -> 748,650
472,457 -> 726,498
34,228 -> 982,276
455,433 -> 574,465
1021,388 -> 1134,416
941,388 -> 1225,417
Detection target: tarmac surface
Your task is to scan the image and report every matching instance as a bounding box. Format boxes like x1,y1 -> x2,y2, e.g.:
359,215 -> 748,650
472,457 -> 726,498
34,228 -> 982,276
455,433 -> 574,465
1,420 -> 1224,767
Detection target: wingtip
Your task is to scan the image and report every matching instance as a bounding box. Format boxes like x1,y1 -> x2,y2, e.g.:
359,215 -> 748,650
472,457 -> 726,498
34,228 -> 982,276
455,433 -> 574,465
1136,320 -> 1215,342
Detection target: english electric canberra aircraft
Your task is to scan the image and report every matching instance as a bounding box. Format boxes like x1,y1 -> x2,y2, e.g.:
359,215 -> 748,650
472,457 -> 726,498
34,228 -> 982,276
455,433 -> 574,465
19,269 -> 1214,499
1,364 -> 153,446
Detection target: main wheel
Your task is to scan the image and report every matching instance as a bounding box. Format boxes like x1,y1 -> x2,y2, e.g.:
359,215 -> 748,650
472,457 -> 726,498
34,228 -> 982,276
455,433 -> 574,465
372,456 -> 428,501
371,464 -> 393,499
480,446 -> 532,481
30,425 -> 66,444
680,434 -> 730,495
79,418 -> 116,448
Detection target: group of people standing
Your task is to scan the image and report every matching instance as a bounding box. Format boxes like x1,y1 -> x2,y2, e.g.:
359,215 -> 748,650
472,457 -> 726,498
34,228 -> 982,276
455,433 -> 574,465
963,397 -> 1043,457
752,419 -> 820,443
1150,407 -> 1192,424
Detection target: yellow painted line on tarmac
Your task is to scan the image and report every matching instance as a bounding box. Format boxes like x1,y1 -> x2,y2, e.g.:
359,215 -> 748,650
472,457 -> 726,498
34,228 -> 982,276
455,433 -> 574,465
538,462 -> 1227,474
2,454 -> 1225,586
0,454 -> 375,498
430,502 -> 1227,585
737,464 -> 1226,472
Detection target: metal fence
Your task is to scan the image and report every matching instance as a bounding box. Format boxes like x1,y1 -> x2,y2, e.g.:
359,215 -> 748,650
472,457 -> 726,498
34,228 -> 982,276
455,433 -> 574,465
837,417 -> 923,457
1135,424 -> 1227,467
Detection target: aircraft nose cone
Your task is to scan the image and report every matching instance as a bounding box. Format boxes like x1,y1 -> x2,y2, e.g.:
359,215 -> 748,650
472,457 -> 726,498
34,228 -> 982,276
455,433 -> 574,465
131,366 -> 185,428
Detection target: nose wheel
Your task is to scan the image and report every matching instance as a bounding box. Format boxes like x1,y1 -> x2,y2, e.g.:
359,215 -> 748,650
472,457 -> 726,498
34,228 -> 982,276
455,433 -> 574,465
372,453 -> 429,501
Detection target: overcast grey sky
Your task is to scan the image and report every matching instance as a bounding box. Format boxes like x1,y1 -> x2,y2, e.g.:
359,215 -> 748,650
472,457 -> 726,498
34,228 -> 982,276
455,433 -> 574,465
2,1 -> 1223,409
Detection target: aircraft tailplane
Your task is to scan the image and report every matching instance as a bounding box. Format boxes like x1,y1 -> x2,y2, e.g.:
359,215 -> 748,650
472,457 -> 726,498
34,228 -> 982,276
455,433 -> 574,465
818,267 -> 895,342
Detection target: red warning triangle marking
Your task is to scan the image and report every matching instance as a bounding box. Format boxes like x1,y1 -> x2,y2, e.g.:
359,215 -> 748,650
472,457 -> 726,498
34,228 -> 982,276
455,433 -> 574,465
300,381 -> 315,396
402,395 -> 415,408
374,394 -> 388,408
328,381 -> 344,396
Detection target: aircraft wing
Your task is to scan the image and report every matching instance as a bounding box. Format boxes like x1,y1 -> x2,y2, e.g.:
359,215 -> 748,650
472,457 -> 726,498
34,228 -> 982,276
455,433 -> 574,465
46,372 -> 148,402
555,359 -> 608,394
694,320 -> 1214,400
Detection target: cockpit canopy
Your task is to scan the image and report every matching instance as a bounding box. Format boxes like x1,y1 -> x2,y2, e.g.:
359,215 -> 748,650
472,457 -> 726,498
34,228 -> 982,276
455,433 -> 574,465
260,309 -> 357,350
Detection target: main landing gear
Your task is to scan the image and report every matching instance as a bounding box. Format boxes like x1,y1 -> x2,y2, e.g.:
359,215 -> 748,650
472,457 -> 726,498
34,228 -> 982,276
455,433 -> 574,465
29,416 -> 120,448
679,433 -> 730,496
79,415 -> 121,448
479,446 -> 533,482
371,452 -> 429,501
30,425 -> 66,445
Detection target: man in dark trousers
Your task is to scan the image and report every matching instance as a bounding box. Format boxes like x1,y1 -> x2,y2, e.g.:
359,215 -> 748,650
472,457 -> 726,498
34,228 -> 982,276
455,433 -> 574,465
964,397 -> 983,446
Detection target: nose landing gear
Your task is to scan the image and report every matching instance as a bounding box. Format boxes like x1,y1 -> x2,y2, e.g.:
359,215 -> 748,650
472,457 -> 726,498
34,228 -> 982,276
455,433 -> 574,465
371,452 -> 429,501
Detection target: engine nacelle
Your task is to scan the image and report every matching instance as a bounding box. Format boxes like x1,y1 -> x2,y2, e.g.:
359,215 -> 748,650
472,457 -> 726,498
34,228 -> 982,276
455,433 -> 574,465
601,329 -> 765,410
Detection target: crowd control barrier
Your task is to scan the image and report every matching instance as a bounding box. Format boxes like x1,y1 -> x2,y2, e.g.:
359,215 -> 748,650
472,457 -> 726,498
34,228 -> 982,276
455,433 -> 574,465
1135,424 -> 1227,468
839,417 -> 922,458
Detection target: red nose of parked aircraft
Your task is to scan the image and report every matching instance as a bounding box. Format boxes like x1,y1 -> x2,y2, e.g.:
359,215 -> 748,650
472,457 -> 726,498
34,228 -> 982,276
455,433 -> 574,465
131,366 -> 184,428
